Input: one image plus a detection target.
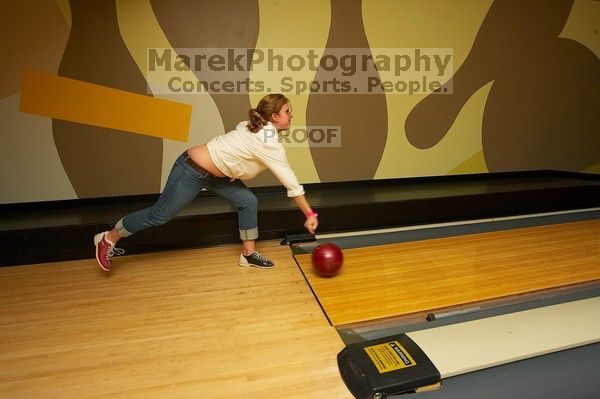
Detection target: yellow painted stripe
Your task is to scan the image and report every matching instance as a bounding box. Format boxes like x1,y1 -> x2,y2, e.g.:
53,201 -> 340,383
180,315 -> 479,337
584,162 -> 600,174
20,70 -> 191,142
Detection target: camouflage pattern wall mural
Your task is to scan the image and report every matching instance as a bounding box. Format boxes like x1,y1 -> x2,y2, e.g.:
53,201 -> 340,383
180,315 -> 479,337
54,0 -> 164,198
405,0 -> 600,172
1,0 -> 598,204
306,0 -> 388,182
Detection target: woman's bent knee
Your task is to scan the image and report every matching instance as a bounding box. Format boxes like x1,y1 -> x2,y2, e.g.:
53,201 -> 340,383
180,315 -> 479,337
240,192 -> 258,211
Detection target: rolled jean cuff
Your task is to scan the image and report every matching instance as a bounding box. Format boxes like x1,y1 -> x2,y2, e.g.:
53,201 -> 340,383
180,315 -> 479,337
115,219 -> 133,238
239,227 -> 258,241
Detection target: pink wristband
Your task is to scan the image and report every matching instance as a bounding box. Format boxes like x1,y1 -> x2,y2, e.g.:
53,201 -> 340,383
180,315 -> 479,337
306,210 -> 318,218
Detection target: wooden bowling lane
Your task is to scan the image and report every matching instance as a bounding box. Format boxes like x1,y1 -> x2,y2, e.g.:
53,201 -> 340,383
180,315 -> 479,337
0,242 -> 351,399
294,219 -> 600,326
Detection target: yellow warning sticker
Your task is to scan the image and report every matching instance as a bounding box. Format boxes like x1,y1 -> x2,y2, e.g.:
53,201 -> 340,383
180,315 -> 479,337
364,341 -> 417,373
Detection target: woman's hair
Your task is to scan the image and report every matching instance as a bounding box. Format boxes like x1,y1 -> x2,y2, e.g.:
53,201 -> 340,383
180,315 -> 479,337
247,94 -> 289,133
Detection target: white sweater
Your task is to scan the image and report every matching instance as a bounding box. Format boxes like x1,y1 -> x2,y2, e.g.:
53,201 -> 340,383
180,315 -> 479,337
206,122 -> 305,197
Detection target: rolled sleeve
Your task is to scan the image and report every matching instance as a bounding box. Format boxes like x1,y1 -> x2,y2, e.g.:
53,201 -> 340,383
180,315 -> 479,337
287,184 -> 305,198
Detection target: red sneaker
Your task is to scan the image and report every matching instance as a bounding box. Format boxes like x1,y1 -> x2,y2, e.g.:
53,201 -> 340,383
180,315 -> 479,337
93,232 -> 124,271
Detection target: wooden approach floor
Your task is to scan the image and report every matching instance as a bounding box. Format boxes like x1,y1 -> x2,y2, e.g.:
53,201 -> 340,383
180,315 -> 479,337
295,219 -> 600,326
0,242 -> 352,399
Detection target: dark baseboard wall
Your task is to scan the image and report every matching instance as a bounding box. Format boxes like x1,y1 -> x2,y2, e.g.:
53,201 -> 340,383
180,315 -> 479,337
2,170 -> 599,267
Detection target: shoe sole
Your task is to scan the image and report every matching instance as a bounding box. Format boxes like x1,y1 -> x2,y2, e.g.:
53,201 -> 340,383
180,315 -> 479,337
238,261 -> 275,269
93,234 -> 111,272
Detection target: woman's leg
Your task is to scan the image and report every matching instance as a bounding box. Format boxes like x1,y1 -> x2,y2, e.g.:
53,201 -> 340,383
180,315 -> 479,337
208,178 -> 258,244
207,178 -> 273,268
117,156 -> 206,236
95,153 -> 207,271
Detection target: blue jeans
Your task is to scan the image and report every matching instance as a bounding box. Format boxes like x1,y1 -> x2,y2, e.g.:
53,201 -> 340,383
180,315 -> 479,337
116,152 -> 259,241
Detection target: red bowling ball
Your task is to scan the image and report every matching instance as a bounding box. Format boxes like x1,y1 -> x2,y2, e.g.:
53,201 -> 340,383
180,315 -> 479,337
311,243 -> 344,277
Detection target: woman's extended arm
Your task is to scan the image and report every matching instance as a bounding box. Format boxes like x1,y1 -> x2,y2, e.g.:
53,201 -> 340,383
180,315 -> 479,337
293,195 -> 318,234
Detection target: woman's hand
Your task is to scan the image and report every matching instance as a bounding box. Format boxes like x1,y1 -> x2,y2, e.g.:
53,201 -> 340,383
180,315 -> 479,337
293,195 -> 318,234
304,215 -> 318,234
